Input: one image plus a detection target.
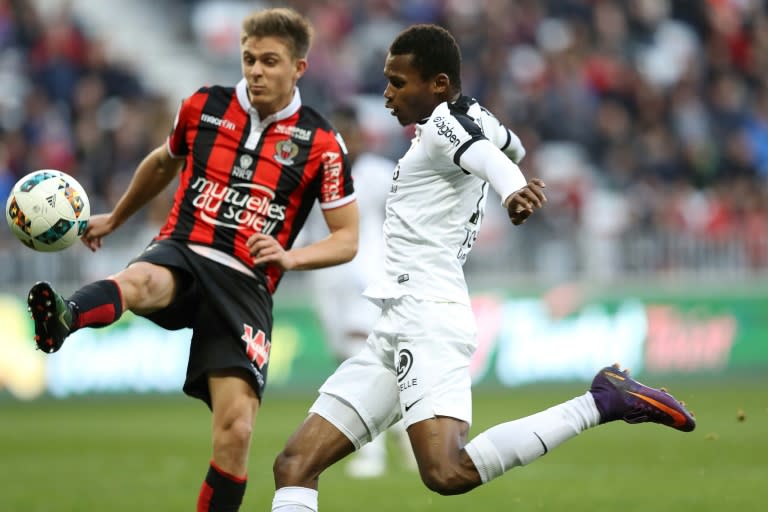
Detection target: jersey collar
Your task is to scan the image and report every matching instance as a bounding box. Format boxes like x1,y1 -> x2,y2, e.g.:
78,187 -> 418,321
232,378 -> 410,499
235,79 -> 302,124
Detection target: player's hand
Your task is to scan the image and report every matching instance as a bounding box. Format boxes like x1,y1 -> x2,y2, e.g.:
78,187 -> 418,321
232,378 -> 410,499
81,213 -> 116,252
247,232 -> 295,270
505,178 -> 547,225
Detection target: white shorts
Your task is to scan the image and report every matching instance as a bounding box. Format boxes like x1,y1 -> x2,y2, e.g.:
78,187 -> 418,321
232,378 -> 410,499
310,295 -> 477,444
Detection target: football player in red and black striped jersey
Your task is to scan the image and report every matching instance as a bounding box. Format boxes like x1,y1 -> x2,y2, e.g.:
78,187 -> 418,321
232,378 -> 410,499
26,8 -> 358,512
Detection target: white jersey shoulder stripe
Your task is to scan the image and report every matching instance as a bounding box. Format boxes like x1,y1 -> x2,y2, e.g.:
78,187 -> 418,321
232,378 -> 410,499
445,98 -> 492,170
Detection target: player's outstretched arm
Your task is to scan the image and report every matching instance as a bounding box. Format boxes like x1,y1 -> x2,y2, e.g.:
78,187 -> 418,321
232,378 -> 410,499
456,138 -> 545,224
504,178 -> 547,226
81,144 -> 182,251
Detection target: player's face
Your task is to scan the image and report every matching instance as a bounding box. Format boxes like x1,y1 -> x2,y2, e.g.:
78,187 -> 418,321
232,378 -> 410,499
241,35 -> 307,118
383,53 -> 441,126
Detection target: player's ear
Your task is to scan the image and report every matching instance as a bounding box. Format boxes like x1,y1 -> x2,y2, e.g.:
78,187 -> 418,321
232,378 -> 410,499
294,58 -> 308,80
433,73 -> 450,94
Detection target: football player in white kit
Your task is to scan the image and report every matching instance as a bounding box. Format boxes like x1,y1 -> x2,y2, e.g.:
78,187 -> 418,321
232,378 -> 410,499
271,24 -> 696,511
306,106 -> 415,478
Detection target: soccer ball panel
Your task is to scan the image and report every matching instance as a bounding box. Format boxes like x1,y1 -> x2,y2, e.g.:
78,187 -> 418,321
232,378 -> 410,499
5,170 -> 91,252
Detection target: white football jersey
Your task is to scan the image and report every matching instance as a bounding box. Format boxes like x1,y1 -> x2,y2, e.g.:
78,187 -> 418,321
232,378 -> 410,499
364,96 -> 525,306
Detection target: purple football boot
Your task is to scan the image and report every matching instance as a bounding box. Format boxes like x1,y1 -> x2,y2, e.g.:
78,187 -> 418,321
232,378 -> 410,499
590,364 -> 696,432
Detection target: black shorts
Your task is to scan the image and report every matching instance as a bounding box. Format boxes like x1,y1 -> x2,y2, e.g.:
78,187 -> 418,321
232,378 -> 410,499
130,239 -> 273,407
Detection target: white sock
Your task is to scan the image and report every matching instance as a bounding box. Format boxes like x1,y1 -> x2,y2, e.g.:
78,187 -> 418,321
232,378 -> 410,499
272,486 -> 318,512
465,392 -> 600,483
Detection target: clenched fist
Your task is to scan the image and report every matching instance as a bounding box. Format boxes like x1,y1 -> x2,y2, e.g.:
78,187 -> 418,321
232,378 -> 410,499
505,178 -> 547,225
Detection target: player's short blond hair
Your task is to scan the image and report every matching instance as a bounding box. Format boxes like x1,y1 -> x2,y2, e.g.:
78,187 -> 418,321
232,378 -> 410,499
241,7 -> 314,60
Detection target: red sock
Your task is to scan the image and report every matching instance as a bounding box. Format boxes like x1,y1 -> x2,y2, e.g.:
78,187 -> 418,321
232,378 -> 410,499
197,460 -> 247,512
68,279 -> 123,329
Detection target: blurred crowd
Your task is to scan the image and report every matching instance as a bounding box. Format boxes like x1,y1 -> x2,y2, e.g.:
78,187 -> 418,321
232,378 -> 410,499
3,0 -> 768,277
0,0 -> 174,244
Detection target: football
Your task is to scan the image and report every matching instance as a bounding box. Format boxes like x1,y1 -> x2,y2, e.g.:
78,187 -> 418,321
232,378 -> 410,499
5,169 -> 91,252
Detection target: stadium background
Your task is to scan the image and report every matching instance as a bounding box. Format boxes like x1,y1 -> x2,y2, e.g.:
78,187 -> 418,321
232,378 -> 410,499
0,0 -> 765,511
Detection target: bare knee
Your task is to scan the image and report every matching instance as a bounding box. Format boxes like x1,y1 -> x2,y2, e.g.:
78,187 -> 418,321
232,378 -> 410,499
215,414 -> 254,450
419,462 -> 477,496
212,394 -> 257,454
208,372 -> 260,476
273,414 -> 356,487
408,418 -> 479,495
113,263 -> 175,312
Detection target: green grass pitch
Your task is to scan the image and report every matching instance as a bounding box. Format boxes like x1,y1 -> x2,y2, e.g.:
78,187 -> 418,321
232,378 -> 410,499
1,378 -> 764,511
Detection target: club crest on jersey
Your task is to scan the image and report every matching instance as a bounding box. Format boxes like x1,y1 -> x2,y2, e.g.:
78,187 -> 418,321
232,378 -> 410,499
274,139 -> 299,165
231,154 -> 254,180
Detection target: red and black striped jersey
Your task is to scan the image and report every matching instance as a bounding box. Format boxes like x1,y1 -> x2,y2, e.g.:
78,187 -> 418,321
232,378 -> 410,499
157,80 -> 355,293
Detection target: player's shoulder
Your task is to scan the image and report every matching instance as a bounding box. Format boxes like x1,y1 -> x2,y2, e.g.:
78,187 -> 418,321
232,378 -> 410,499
421,96 -> 483,145
189,84 -> 235,99
293,105 -> 340,142
451,97 -> 511,147
178,85 -> 235,115
427,96 -> 488,127
452,97 -> 503,129
296,104 -> 335,132
449,95 -> 480,115
295,105 -> 350,155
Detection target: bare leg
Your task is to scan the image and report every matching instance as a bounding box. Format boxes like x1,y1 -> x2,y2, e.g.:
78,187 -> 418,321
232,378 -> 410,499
197,369 -> 260,511
273,413 -> 356,489
208,370 -> 261,475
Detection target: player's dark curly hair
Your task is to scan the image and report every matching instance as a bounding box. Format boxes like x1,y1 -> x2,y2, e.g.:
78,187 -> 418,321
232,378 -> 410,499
389,24 -> 462,89
241,7 -> 313,60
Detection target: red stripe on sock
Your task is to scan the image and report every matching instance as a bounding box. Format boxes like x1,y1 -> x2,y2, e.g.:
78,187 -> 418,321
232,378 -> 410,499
76,304 -> 115,328
210,459 -> 248,483
197,481 -> 214,512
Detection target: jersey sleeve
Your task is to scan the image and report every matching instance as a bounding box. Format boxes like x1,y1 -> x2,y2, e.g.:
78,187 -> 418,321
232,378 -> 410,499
457,140 -> 526,202
423,104 -> 527,202
318,130 -> 356,209
479,107 -> 526,163
166,96 -> 194,158
422,103 -> 487,169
